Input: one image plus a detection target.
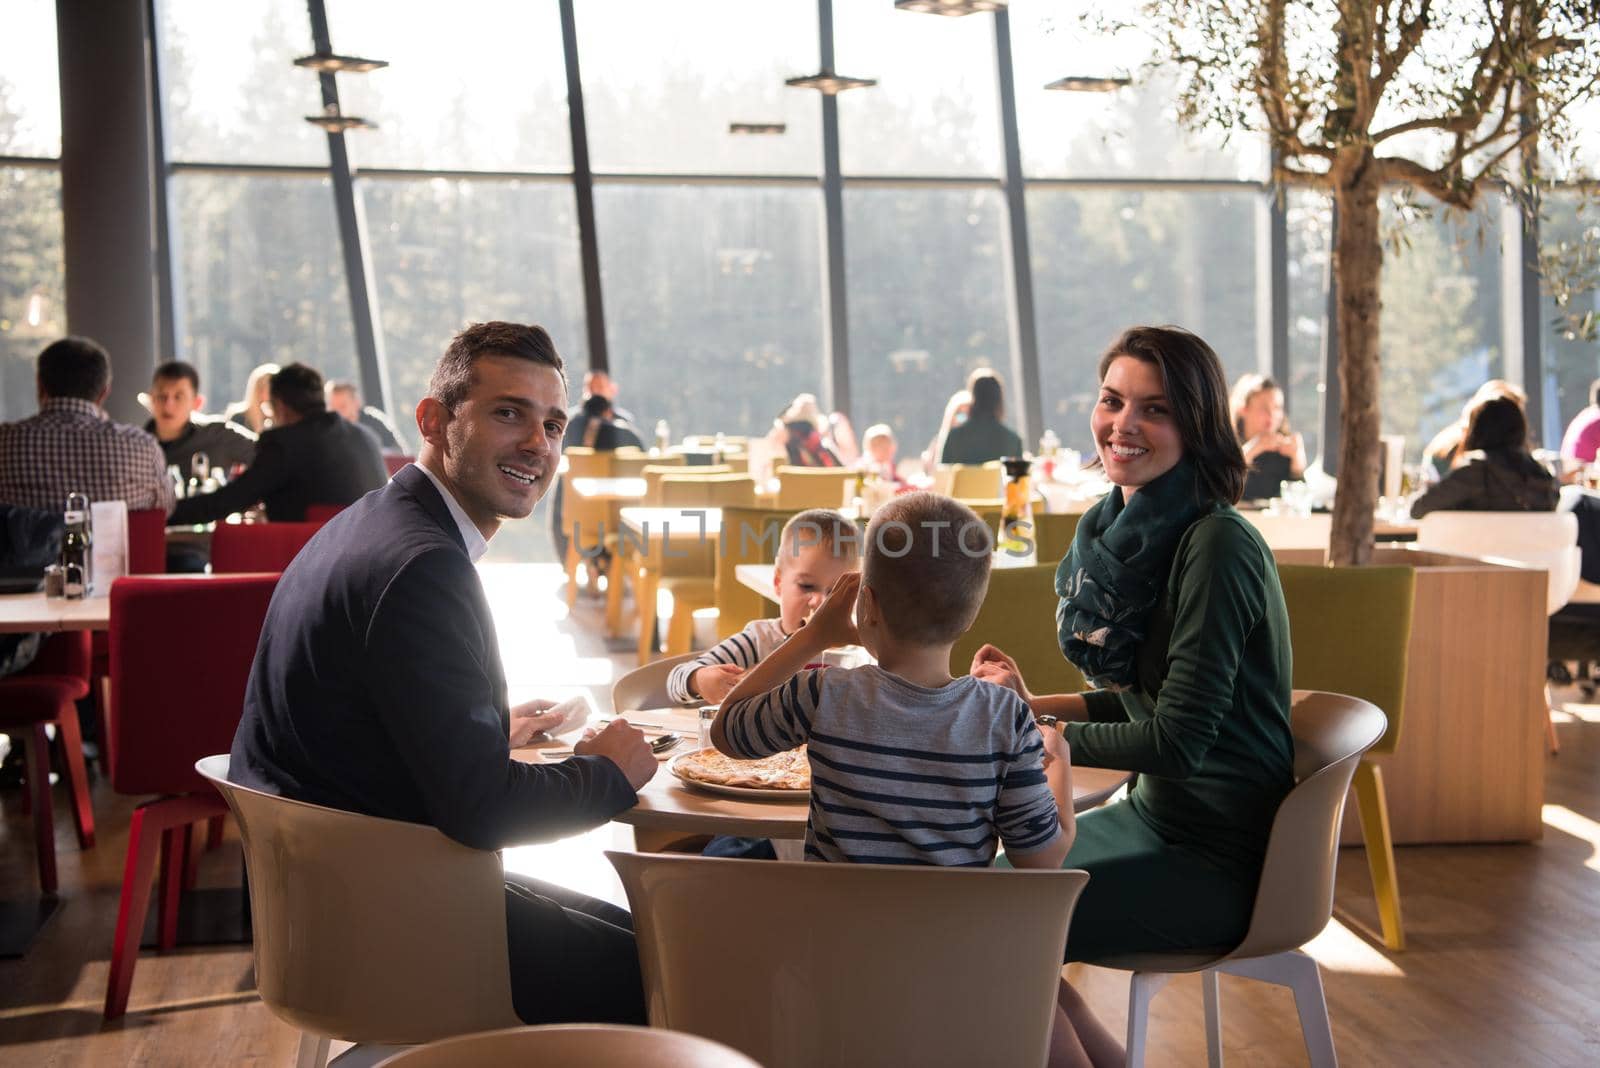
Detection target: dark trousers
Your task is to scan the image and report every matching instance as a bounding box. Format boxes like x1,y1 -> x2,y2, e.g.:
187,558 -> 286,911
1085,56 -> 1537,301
503,874 -> 647,1026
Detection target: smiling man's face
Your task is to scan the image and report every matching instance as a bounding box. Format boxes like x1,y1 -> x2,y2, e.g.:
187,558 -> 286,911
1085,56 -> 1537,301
427,354 -> 567,537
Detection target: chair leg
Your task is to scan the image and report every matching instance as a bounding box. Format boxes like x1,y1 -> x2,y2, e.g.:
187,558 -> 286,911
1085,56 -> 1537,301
104,794 -> 229,1018
1201,968 -> 1224,1067
295,1031 -> 331,1068
24,725 -> 57,895
1125,972 -> 1169,1068
1217,952 -> 1336,1068
636,568 -> 659,664
665,598 -> 696,657
97,676 -> 114,777
1352,760 -> 1405,950
564,538 -> 579,610
158,827 -> 185,951
206,814 -> 225,851
604,549 -> 625,637
52,703 -> 95,849
1544,683 -> 1560,755
182,822 -> 202,891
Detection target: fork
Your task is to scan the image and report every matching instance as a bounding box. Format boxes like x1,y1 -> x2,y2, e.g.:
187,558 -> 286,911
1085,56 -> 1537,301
650,733 -> 682,755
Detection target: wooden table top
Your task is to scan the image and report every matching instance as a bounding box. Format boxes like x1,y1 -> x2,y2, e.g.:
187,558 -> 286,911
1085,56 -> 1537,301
619,506 -> 725,540
0,591 -> 111,633
513,707 -> 1128,840
568,477 -> 648,501
735,563 -> 778,602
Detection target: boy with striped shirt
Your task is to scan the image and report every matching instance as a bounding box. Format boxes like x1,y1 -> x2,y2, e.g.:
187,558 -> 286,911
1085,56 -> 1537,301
712,492 -> 1074,868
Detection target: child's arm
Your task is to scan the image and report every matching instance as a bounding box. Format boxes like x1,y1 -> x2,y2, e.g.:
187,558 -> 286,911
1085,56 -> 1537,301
665,629 -> 759,705
998,715 -> 1074,870
712,573 -> 860,753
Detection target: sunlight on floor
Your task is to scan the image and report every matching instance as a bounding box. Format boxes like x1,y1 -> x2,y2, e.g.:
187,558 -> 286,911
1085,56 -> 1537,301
1542,805 -> 1600,874
1305,918 -> 1405,978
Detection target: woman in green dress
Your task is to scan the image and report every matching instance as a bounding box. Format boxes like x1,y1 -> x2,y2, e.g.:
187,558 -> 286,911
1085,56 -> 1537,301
977,325 -> 1295,963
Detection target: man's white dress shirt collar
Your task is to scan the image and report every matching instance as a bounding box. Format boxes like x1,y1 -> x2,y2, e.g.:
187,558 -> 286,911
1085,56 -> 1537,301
414,460 -> 489,563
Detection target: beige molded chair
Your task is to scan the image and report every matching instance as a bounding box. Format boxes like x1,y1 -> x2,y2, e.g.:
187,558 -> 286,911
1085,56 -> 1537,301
1277,563 -> 1415,951
773,465 -> 854,510
1096,691 -> 1387,1068
373,1025 -> 761,1068
1029,511 -> 1081,565
613,652 -> 702,713
934,461 -> 1004,499
608,851 -> 1089,1068
195,756 -> 519,1067
950,563 -> 1086,696
611,447 -> 681,479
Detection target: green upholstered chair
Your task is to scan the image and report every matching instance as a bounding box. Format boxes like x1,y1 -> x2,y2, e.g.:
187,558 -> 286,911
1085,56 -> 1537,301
950,564 -> 1086,696
1276,562 -> 1416,950
713,507 -> 794,641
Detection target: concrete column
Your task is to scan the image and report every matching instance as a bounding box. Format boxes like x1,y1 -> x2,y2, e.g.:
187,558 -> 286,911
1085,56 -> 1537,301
55,0 -> 160,424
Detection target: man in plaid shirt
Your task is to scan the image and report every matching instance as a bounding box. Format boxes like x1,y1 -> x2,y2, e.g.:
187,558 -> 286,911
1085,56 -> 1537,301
0,337 -> 175,516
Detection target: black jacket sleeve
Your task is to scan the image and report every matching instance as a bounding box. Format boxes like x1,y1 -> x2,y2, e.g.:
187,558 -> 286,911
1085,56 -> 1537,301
170,434 -> 290,525
361,548 -> 637,849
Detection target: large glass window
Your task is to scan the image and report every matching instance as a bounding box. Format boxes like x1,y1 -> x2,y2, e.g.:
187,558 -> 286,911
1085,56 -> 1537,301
361,177 -> 588,419
1008,0 -> 1265,181
577,0 -> 819,176
1379,195 -> 1504,455
329,0 -> 572,173
171,175 -> 357,409
834,4 -> 1002,177
594,183 -> 824,440
1287,191 -> 1332,464
1028,188 -> 1260,454
845,186 -> 1011,455
0,0 -> 61,158
1542,189 -> 1600,444
157,0 -> 329,166
0,169 -> 64,423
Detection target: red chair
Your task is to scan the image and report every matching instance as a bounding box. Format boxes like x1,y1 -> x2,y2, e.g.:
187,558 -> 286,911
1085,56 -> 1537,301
209,521 -> 323,574
127,509 -> 168,576
384,454 -> 414,478
103,574 -> 279,1019
0,631 -> 95,894
304,503 -> 345,523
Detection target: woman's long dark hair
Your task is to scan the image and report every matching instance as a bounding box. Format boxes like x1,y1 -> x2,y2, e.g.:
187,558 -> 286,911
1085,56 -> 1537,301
1097,326 -> 1247,505
1463,396 -> 1531,454
968,373 -> 1004,422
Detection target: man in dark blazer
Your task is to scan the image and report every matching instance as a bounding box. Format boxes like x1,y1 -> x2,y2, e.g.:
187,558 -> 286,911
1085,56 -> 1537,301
170,363 -> 388,524
228,322 -> 658,1024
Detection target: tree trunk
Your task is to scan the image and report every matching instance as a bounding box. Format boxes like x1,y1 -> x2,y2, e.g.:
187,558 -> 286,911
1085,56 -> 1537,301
1329,154 -> 1384,566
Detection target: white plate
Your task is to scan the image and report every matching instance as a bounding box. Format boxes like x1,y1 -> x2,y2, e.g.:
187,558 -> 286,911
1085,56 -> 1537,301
668,754 -> 809,801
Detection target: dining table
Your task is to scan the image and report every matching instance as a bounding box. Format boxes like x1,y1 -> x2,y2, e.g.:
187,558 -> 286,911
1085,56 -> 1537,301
512,705 -> 1130,847
568,477 -> 648,503
0,590 -> 112,633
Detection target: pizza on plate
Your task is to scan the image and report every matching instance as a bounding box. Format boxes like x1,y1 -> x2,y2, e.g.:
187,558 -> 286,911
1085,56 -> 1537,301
672,746 -> 810,791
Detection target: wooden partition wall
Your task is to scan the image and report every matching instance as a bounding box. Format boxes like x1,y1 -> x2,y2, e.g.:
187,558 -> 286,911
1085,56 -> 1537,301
1275,548 -> 1548,845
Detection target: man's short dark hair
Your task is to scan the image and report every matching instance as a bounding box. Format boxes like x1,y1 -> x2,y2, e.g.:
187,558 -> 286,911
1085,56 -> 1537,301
152,360 -> 200,393
863,493 -> 992,645
269,363 -> 327,418
37,336 -> 111,402
429,321 -> 566,412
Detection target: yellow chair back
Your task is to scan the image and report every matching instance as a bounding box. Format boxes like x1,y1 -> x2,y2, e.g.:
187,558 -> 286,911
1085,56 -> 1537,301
950,563 -> 1085,695
1276,563 -> 1415,755
774,466 -> 855,510
713,507 -> 795,639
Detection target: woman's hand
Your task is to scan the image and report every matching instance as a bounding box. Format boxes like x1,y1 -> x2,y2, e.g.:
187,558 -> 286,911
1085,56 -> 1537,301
802,571 -> 861,649
971,643 -> 1032,703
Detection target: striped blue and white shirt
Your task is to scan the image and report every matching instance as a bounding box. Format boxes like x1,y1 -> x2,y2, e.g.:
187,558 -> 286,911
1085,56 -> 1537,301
721,666 -> 1062,865
666,618 -> 789,705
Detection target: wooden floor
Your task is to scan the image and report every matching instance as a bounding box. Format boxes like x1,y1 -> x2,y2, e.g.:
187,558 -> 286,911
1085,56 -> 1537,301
2,563 -> 1598,1066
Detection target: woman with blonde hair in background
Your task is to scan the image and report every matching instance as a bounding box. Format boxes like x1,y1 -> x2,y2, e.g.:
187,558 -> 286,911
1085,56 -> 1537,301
225,362 -> 280,434
1230,373 -> 1306,501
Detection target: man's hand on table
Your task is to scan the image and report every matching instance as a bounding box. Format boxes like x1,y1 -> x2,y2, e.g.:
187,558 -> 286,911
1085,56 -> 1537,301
508,698 -> 569,748
575,719 -> 659,791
